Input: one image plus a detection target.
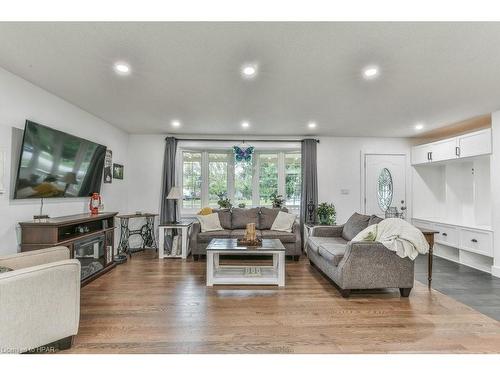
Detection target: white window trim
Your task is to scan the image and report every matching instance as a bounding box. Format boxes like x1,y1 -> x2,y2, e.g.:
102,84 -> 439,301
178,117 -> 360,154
179,147 -> 301,216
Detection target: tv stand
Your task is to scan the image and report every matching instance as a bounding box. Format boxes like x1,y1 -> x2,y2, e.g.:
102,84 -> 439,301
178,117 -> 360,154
19,212 -> 118,286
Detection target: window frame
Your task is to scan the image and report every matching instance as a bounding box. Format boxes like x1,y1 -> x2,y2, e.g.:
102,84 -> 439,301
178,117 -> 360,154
180,148 -> 301,215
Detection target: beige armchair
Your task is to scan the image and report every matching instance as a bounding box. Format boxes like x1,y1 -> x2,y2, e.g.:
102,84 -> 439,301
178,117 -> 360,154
0,246 -> 80,353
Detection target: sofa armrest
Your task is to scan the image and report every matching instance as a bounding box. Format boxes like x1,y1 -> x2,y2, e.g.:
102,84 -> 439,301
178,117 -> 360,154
0,259 -> 81,353
310,225 -> 344,237
0,246 -> 70,270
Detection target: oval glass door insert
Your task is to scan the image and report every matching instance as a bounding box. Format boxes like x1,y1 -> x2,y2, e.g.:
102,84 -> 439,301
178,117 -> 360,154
377,168 -> 393,211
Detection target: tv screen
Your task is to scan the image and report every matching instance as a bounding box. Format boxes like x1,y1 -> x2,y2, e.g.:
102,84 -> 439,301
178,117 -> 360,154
14,120 -> 106,199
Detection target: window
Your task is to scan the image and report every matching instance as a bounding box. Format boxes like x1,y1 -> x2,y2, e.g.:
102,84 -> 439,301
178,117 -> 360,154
285,153 -> 301,206
259,153 -> 278,206
208,153 -> 229,207
182,152 -> 202,209
181,149 -> 301,212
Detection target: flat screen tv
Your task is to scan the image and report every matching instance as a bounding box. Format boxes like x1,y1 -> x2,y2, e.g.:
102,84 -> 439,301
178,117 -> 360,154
14,120 -> 106,199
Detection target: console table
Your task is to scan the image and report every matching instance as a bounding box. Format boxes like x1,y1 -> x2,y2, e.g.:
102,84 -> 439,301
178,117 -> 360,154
116,213 -> 158,256
19,212 -> 118,286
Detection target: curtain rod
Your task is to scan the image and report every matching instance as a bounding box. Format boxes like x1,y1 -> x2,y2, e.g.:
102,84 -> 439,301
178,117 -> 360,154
170,138 -> 320,143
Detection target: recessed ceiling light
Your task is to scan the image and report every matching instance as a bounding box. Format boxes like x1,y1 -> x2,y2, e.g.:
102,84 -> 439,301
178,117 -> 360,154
171,120 -> 181,128
241,121 -> 250,128
113,62 -> 131,75
241,63 -> 258,79
362,65 -> 379,80
415,123 -> 424,131
308,122 -> 317,129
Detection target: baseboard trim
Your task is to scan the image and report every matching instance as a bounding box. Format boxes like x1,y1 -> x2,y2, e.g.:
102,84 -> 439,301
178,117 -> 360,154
492,265 -> 500,278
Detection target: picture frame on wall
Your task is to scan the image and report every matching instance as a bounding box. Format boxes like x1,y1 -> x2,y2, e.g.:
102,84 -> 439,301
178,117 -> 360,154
103,149 -> 112,183
113,163 -> 124,180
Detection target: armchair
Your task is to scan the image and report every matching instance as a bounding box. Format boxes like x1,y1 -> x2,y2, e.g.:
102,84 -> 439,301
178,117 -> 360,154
0,246 -> 80,353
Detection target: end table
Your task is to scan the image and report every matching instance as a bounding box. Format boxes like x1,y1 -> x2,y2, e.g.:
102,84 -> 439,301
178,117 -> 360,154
158,220 -> 194,260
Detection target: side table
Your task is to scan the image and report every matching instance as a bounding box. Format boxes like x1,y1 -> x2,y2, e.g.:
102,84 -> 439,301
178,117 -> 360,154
117,213 -> 158,257
158,220 -> 194,260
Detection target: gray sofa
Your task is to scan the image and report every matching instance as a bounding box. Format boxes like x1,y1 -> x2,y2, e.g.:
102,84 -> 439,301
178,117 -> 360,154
190,207 -> 302,260
307,212 -> 414,298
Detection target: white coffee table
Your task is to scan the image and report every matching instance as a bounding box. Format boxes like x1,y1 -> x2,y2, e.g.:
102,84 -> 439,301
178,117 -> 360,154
206,238 -> 286,287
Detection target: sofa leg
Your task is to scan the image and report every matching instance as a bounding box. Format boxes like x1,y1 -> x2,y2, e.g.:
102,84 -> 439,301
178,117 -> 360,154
399,288 -> 412,297
193,255 -> 199,261
340,289 -> 351,298
293,255 -> 300,262
57,336 -> 73,351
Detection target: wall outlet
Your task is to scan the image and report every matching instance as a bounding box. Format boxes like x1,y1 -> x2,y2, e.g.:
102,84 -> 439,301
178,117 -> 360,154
340,189 -> 350,195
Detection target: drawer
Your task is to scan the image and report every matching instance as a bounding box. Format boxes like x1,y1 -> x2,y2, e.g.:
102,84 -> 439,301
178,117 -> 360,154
459,228 -> 493,257
433,223 -> 459,248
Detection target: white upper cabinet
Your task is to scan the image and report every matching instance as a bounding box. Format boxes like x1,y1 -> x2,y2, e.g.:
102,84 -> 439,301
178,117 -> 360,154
430,138 -> 459,162
411,144 -> 432,165
457,129 -> 492,158
411,128 -> 491,165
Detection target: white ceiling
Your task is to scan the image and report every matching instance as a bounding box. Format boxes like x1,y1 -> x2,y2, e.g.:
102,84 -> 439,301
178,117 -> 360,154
1,22 -> 500,137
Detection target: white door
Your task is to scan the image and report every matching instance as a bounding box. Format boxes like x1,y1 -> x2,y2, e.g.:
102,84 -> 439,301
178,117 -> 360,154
364,154 -> 406,217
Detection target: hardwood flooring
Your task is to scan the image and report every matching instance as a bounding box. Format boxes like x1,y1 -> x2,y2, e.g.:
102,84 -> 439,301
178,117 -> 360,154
67,251 -> 500,354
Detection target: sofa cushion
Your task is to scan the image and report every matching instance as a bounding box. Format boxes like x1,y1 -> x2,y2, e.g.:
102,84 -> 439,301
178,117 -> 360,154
197,230 -> 233,242
259,207 -> 288,229
261,230 -> 296,243
231,208 -> 259,229
231,229 -> 262,238
318,243 -> 347,267
368,215 -> 384,226
214,209 -> 232,229
308,236 -> 347,252
342,212 -> 371,241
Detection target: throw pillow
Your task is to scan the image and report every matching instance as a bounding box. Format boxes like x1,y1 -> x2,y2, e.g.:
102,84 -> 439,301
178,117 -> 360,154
198,207 -> 213,216
352,224 -> 379,242
0,265 -> 13,274
271,211 -> 297,232
341,212 -> 371,241
196,213 -> 223,232
259,207 -> 288,230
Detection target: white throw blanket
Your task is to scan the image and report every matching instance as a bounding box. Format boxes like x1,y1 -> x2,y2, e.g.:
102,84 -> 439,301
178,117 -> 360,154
352,218 -> 429,260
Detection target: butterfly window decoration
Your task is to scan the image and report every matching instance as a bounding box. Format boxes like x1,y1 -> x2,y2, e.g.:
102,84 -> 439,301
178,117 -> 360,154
233,142 -> 255,162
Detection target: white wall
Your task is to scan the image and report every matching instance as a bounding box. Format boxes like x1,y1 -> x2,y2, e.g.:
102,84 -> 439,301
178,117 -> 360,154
0,67 -> 129,255
126,135 -> 413,225
491,110 -> 500,277
317,137 -> 413,224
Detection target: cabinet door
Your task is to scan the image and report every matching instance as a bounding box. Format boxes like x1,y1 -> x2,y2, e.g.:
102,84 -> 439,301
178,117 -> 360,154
411,144 -> 431,165
430,138 -> 458,162
458,129 -> 492,158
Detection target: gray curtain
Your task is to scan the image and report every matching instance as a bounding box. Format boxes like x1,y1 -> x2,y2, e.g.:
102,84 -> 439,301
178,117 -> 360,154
160,137 -> 178,224
300,139 -> 318,244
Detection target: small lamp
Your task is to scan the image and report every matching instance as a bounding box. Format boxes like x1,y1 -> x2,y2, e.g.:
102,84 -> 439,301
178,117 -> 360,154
166,186 -> 182,224
307,199 -> 316,224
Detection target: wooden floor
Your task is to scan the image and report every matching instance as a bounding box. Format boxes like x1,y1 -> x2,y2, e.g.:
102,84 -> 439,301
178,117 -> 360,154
67,251 -> 500,354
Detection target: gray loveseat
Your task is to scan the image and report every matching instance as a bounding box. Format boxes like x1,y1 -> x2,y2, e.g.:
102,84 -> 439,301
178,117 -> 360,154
190,207 -> 302,260
307,212 -> 414,298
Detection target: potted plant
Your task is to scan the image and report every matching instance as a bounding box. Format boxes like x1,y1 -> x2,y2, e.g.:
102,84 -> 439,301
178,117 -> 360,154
270,193 -> 285,208
317,202 -> 336,225
217,193 -> 232,209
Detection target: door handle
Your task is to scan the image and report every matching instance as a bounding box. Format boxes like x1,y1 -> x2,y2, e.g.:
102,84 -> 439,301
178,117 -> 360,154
429,152 -> 432,161
442,233 -> 447,236
471,238 -> 478,243
456,147 -> 460,157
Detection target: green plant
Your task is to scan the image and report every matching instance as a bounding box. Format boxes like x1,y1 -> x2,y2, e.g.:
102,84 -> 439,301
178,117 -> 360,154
270,193 -> 285,208
217,192 -> 232,209
317,202 -> 336,225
